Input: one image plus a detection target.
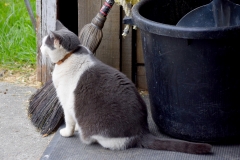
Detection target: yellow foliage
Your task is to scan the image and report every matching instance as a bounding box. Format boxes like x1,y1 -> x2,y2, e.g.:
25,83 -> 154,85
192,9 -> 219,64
115,0 -> 140,5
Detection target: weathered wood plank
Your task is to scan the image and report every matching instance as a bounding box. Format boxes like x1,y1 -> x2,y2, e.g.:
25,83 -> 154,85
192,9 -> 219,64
121,10 -> 132,80
136,29 -> 147,89
137,66 -> 148,90
37,0 -> 57,83
78,0 -> 101,32
97,3 -> 120,70
136,29 -> 144,64
36,0 -> 42,82
40,0 -> 48,83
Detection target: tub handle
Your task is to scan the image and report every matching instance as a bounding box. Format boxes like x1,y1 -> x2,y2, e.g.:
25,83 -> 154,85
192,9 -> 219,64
123,16 -> 135,25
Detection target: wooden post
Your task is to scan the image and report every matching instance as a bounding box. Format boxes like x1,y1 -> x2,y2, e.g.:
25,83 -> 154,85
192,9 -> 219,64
121,11 -> 133,80
136,30 -> 147,90
36,0 -> 57,83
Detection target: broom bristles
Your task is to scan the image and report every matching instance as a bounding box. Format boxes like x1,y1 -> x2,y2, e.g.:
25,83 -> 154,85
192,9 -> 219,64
79,24 -> 103,53
79,13 -> 106,53
28,80 -> 64,135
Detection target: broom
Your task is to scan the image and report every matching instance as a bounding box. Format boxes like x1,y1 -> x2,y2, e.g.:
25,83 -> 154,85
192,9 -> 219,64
28,0 -> 115,136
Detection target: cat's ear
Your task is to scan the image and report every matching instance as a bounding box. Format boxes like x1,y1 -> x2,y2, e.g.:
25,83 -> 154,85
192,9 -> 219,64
50,31 -> 62,40
50,31 -> 62,48
56,20 -> 68,30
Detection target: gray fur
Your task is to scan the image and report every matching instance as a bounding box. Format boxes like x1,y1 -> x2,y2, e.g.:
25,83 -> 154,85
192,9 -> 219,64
50,30 -> 80,51
73,53 -> 212,154
74,59 -> 149,139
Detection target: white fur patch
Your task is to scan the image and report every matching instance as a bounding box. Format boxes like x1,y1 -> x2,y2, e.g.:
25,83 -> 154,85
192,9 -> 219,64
52,53 -> 95,137
92,135 -> 130,150
40,36 -> 52,68
52,54 -> 95,107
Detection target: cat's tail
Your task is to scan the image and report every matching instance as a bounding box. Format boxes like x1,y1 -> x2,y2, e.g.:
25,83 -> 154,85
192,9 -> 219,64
139,134 -> 212,154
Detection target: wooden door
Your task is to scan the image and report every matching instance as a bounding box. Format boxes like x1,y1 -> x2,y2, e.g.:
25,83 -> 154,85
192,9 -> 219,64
36,0 -> 147,90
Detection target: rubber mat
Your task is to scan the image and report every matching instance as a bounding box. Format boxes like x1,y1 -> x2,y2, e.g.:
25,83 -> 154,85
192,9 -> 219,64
41,96 -> 240,160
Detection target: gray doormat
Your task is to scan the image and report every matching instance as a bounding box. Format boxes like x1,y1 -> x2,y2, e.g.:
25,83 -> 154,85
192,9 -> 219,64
41,96 -> 240,160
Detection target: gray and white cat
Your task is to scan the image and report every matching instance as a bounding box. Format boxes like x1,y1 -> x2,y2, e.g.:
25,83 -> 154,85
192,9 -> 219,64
40,20 -> 212,154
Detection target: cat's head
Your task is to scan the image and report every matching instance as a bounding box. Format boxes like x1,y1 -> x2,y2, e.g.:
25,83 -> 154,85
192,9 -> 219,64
40,20 -> 80,63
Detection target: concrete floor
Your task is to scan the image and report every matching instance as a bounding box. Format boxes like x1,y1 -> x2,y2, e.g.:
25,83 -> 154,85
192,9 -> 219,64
1,81 -> 240,160
0,82 -> 54,160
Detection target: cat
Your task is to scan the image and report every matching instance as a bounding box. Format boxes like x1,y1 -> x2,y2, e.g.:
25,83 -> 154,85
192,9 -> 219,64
40,20 -> 212,154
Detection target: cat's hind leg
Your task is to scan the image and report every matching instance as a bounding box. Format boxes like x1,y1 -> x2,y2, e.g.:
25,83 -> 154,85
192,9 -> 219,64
92,135 -> 135,150
74,125 -> 79,132
60,109 -> 76,137
76,127 -> 97,145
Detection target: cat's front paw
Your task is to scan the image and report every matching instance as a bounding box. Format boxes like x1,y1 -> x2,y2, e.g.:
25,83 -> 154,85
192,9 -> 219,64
74,125 -> 78,132
60,128 -> 74,137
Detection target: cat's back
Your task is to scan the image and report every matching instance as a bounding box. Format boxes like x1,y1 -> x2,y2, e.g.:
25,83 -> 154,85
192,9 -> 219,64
74,55 -> 148,137
76,56 -> 140,102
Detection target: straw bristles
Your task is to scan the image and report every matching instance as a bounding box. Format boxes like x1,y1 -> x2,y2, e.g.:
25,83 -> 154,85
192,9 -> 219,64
79,13 -> 106,53
28,80 -> 64,135
79,23 -> 103,53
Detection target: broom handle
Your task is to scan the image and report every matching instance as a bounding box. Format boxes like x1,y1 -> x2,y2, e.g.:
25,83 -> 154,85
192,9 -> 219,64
91,0 -> 115,29
99,0 -> 115,17
79,0 -> 115,53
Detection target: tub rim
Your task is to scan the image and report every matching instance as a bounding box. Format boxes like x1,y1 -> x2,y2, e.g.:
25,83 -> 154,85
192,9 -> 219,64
132,0 -> 240,39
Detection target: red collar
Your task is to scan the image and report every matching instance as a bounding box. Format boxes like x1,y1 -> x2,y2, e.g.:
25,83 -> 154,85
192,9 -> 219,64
56,52 -> 73,65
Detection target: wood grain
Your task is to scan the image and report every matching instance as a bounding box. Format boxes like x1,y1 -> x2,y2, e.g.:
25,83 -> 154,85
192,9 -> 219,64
136,28 -> 147,89
137,66 -> 148,90
36,0 -> 56,83
36,0 -> 42,82
121,10 -> 132,80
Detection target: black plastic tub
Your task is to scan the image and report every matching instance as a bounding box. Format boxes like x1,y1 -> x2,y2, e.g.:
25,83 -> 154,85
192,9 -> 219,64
132,0 -> 240,143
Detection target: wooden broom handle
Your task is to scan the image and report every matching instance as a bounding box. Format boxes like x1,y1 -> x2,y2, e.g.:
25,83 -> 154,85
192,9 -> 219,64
99,0 -> 115,17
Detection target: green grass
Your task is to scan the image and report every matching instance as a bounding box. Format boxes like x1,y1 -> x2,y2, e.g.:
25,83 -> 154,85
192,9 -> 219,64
0,0 -> 36,70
